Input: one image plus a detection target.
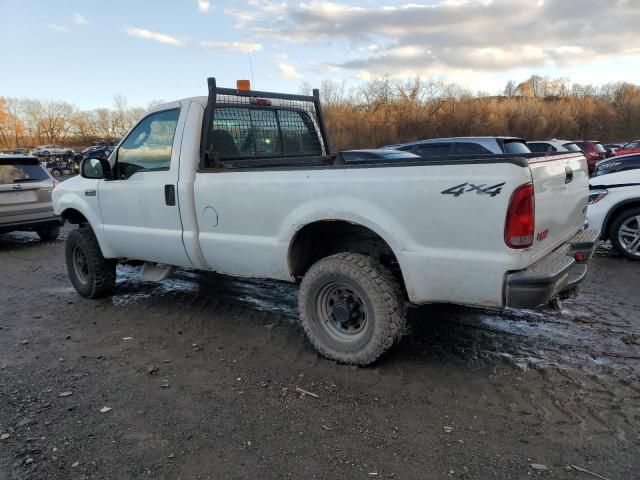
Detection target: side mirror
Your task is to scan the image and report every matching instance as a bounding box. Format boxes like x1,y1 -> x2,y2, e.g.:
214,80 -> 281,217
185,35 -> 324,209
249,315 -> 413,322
80,157 -> 112,180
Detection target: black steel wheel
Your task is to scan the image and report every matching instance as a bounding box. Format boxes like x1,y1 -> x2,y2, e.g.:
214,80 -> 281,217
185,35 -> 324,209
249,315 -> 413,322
299,253 -> 406,365
65,227 -> 116,298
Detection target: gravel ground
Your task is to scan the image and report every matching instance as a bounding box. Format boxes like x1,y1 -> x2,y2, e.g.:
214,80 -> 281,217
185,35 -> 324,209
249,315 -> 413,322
0,225 -> 638,480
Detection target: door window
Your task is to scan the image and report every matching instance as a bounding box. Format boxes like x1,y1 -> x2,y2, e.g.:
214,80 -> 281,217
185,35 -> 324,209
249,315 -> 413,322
116,109 -> 180,179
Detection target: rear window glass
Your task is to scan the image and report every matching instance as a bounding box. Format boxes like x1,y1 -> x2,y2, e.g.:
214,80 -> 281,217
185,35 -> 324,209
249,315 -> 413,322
211,107 -> 322,161
594,143 -> 606,153
0,161 -> 49,184
563,143 -> 582,152
456,142 -> 493,155
412,143 -> 451,157
528,143 -> 554,153
503,140 -> 531,154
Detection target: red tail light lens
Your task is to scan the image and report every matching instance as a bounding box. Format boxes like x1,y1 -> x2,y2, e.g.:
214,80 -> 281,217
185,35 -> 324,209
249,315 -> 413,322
52,179 -> 60,189
505,183 -> 535,249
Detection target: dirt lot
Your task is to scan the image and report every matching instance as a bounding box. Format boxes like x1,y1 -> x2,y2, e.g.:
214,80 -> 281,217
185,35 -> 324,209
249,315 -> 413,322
0,225 -> 638,480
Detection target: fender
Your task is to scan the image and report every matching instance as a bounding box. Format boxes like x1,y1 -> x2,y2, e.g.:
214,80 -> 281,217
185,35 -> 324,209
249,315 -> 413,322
279,195 -> 413,281
53,180 -> 118,259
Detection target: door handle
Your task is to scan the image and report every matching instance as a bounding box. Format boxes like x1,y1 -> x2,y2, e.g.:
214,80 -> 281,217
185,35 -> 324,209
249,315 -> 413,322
565,166 -> 574,184
164,185 -> 176,206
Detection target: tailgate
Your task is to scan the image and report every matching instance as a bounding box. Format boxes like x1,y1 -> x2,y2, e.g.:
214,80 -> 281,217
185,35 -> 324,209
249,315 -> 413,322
528,152 -> 589,260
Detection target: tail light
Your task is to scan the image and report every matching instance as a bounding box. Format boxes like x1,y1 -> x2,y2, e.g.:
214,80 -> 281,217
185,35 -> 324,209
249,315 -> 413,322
505,183 -> 535,249
52,179 -> 60,189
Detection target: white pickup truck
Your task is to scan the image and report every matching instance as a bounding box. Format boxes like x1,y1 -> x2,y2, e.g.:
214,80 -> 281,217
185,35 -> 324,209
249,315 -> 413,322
53,78 -> 598,365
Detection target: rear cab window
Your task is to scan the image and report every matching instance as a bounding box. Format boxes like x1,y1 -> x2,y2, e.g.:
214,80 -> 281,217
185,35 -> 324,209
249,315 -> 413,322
209,106 -> 322,163
594,143 -> 606,154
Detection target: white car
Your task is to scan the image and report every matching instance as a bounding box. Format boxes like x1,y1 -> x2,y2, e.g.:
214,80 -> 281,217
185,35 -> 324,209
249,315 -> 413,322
527,140 -> 583,154
31,144 -> 74,157
52,78 -> 598,365
587,169 -> 640,260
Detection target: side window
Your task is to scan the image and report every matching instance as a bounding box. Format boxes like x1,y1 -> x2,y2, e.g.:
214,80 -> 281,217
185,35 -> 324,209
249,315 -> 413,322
117,109 -> 179,179
455,142 -> 493,155
413,143 -> 451,158
277,110 -> 322,156
625,142 -> 640,149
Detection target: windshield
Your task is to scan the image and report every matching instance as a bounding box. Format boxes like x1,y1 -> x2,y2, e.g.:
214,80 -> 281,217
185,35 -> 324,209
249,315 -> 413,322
0,161 -> 49,184
503,140 -> 531,154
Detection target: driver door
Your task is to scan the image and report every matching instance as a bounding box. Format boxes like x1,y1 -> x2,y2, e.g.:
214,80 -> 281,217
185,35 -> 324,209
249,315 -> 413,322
98,106 -> 192,267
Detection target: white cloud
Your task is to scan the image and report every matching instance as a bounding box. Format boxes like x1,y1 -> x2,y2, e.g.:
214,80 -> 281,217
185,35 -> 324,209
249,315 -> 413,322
197,0 -> 211,13
224,9 -> 256,28
125,27 -> 186,47
74,13 -> 88,25
200,41 -> 262,53
48,24 -> 68,33
242,0 -> 640,76
275,55 -> 302,79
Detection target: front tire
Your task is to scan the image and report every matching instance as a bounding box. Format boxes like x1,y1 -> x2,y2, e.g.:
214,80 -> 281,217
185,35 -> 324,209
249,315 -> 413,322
37,226 -> 60,241
298,253 -> 406,365
609,208 -> 640,261
65,227 -> 116,298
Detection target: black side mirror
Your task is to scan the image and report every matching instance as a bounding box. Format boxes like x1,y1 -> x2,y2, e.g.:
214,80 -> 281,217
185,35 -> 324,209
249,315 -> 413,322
80,157 -> 112,180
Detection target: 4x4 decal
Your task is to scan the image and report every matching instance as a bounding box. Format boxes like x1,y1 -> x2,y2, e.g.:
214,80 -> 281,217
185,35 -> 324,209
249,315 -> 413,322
441,182 -> 506,197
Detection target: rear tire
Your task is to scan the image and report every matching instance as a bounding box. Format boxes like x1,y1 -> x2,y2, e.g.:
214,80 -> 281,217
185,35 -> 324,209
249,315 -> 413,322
37,226 -> 60,241
609,208 -> 640,261
298,253 -> 406,366
50,168 -> 62,177
65,227 -> 116,298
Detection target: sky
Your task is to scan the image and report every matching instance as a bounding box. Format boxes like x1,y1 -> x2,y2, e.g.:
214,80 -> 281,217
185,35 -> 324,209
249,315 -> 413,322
1,0 -> 640,109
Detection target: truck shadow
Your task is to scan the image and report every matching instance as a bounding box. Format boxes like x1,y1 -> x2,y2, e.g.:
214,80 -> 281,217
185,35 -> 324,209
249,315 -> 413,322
109,264 -> 634,374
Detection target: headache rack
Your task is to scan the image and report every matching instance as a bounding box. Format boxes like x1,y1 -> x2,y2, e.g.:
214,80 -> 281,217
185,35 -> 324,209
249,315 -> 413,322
199,77 -> 332,170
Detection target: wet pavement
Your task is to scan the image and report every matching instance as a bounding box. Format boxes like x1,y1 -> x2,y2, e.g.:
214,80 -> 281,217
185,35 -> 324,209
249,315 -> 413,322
0,226 -> 638,479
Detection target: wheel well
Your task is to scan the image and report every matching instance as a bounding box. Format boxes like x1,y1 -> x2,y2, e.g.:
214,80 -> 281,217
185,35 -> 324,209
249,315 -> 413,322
61,208 -> 88,225
602,199 -> 640,239
289,220 -> 406,292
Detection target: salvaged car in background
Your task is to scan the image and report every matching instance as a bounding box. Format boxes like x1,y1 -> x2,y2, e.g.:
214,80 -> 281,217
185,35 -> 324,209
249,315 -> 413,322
0,154 -> 62,240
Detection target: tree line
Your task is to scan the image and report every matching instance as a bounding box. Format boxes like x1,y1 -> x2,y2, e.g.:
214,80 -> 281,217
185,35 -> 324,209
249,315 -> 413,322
2,76 -> 640,151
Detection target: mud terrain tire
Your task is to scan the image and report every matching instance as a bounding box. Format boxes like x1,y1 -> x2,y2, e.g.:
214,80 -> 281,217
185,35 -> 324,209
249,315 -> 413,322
298,253 -> 406,365
66,227 -> 116,298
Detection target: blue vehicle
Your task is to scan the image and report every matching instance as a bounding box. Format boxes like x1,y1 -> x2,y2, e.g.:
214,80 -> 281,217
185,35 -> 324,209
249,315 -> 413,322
80,140 -> 117,160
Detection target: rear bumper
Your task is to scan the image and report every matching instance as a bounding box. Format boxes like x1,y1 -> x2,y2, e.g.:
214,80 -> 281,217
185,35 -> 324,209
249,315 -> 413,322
505,229 -> 599,309
0,217 -> 63,234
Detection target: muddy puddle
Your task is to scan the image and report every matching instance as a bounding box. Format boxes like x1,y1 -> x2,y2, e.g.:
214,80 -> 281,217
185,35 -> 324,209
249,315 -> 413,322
108,244 -> 639,377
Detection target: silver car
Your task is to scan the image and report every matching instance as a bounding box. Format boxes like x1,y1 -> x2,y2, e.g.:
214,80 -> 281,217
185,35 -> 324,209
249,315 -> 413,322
31,144 -> 74,157
383,136 -> 531,157
0,154 -> 62,240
